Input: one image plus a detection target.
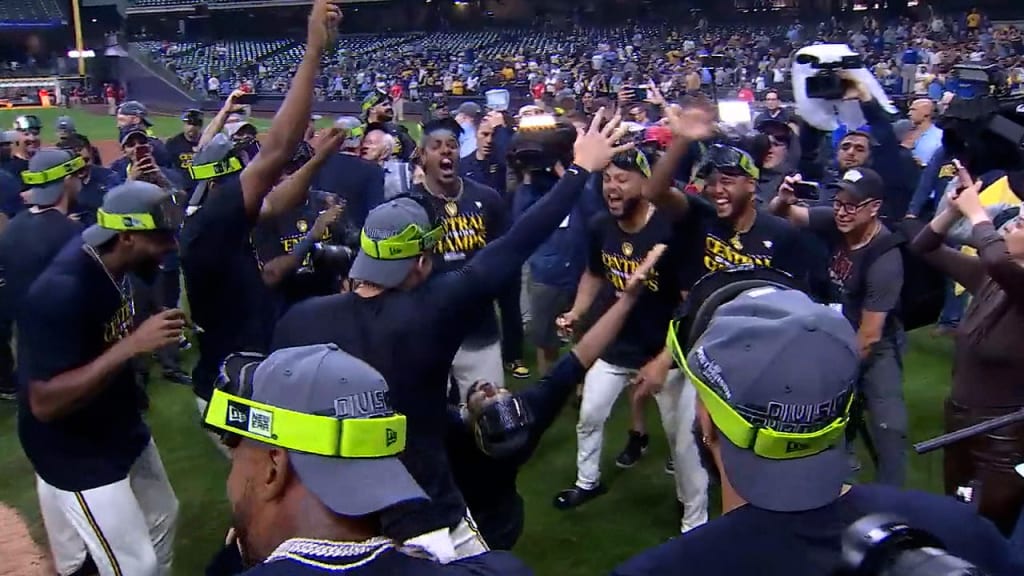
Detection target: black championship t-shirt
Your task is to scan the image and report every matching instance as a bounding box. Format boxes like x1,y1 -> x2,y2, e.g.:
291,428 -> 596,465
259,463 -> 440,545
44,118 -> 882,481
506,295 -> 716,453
164,133 -> 198,174
312,154 -> 385,230
180,178 -> 275,400
0,208 -> 83,320
253,193 -> 343,310
689,195 -> 805,280
1,156 -> 29,189
807,207 -> 903,335
417,178 -> 509,347
586,209 -> 688,369
17,237 -> 150,491
239,546 -> 531,576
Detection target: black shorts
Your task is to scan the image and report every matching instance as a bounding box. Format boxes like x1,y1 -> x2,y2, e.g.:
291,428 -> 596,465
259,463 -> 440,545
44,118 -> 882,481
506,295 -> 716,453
527,280 -> 573,351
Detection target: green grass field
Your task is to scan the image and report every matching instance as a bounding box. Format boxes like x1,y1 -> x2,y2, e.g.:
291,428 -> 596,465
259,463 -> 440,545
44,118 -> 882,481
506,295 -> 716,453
0,107 -> 957,575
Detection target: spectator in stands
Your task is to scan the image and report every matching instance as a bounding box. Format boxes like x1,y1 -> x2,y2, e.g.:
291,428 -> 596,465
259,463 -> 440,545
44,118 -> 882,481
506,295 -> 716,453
753,90 -> 790,127
612,289 -> 1021,576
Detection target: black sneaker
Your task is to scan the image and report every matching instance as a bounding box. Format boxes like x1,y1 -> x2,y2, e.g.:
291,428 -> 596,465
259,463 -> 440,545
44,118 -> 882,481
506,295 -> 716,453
553,483 -> 607,510
0,387 -> 15,401
615,430 -> 649,469
664,458 -> 675,475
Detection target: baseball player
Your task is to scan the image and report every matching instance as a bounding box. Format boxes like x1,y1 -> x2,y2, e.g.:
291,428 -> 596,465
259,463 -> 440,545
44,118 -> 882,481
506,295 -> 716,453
18,182 -> 183,576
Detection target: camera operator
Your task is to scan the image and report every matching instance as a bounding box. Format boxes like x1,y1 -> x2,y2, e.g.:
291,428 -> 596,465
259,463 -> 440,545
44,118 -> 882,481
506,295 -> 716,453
201,344 -> 531,576
180,0 -> 343,425
910,166 -> 1024,537
795,73 -> 914,222
271,112 -> 632,562
771,168 -> 907,486
753,118 -> 799,203
450,245 -> 664,550
412,118 -> 512,399
613,289 -> 1021,576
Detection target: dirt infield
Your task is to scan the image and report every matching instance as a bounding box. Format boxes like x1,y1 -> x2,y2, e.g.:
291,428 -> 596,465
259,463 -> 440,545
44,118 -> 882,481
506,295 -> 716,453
0,504 -> 52,576
94,139 -> 122,168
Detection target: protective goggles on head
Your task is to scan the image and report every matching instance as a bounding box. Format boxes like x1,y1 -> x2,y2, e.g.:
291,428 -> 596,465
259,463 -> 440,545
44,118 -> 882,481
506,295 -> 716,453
21,154 -> 87,186
202,352 -> 408,458
697,143 -> 760,180
665,315 -> 852,461
96,194 -> 185,233
359,193 -> 444,260
188,156 -> 244,181
610,148 -> 652,178
470,390 -> 533,459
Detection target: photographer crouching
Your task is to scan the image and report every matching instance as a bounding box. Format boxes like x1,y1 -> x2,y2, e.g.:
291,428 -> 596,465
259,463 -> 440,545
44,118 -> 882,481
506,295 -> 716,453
449,245 -> 665,550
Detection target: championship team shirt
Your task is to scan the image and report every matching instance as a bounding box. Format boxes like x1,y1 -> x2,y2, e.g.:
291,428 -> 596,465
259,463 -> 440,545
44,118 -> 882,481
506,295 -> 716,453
417,178 -> 509,347
252,193 -> 345,308
164,132 -> 199,174
688,196 -> 805,280
17,237 -> 150,491
586,210 -> 689,369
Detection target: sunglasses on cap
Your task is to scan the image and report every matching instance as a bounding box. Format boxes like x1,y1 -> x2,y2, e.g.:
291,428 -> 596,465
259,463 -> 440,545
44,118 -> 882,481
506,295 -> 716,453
697,144 -> 760,180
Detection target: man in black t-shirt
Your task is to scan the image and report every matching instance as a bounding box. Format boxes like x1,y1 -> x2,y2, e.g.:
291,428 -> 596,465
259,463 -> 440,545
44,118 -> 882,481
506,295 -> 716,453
614,289 -> 1019,576
414,119 -> 512,401
164,109 -> 204,189
312,117 -> 384,230
771,167 -> 907,487
180,5 -> 344,439
0,149 -> 85,404
19,182 -> 183,576
253,190 -> 346,314
551,150 -> 709,534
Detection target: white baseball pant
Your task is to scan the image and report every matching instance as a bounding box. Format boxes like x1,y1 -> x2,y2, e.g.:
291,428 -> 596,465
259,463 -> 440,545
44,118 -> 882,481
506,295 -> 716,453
36,441 -> 179,576
450,339 -> 505,402
37,476 -> 89,575
403,510 -> 489,564
575,359 -> 708,532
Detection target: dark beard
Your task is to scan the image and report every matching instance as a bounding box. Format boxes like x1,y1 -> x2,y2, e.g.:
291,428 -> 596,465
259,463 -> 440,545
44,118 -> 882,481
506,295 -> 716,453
614,197 -> 643,220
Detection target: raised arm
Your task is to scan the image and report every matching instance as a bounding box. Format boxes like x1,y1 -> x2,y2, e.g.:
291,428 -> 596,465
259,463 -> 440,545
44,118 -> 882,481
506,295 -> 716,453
909,205 -> 987,295
642,104 -> 715,219
238,0 -> 340,219
198,90 -> 246,149
769,173 -> 810,227
259,127 -> 345,221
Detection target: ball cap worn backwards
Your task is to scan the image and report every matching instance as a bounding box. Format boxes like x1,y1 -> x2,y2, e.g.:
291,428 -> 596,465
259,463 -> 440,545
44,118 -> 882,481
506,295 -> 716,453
686,289 -> 859,512
240,344 -> 428,516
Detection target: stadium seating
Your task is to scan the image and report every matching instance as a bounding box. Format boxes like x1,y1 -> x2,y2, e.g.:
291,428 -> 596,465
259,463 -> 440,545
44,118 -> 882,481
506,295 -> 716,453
0,0 -> 66,23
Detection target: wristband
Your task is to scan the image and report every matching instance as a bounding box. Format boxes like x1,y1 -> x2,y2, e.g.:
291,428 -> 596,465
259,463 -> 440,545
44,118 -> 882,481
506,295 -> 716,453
292,233 -> 317,261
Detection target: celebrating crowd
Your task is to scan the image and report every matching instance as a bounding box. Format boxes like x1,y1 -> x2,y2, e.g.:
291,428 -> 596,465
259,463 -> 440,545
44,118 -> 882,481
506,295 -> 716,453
141,7 -> 1024,108
2,1 -> 1024,575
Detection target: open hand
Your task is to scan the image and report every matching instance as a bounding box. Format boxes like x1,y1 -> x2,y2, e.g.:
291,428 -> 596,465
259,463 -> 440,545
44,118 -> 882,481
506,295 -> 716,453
572,109 -> 633,173
665,103 -> 716,143
312,126 -> 346,158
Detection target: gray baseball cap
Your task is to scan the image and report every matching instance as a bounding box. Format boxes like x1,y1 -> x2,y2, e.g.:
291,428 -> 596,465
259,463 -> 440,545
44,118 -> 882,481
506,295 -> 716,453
82,181 -> 182,247
334,116 -> 364,149
24,149 -> 81,206
117,100 -> 152,125
349,198 -> 433,289
56,116 -> 75,133
685,289 -> 858,512
187,134 -> 236,208
247,344 -> 428,516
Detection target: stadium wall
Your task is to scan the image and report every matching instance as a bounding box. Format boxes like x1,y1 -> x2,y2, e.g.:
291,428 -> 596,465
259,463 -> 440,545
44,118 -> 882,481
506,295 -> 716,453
118,55 -> 198,109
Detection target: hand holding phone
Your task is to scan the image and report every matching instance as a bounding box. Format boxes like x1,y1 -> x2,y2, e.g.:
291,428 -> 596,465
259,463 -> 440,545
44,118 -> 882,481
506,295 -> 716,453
792,181 -> 821,201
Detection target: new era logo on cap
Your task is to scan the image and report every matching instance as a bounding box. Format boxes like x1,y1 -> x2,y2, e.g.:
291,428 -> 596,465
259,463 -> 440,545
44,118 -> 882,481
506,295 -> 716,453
226,400 -> 275,438
386,428 -> 398,447
842,169 -> 864,182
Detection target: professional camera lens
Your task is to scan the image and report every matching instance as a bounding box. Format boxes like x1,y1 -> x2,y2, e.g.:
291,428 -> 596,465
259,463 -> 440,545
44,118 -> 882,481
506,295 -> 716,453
840,515 -> 987,576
